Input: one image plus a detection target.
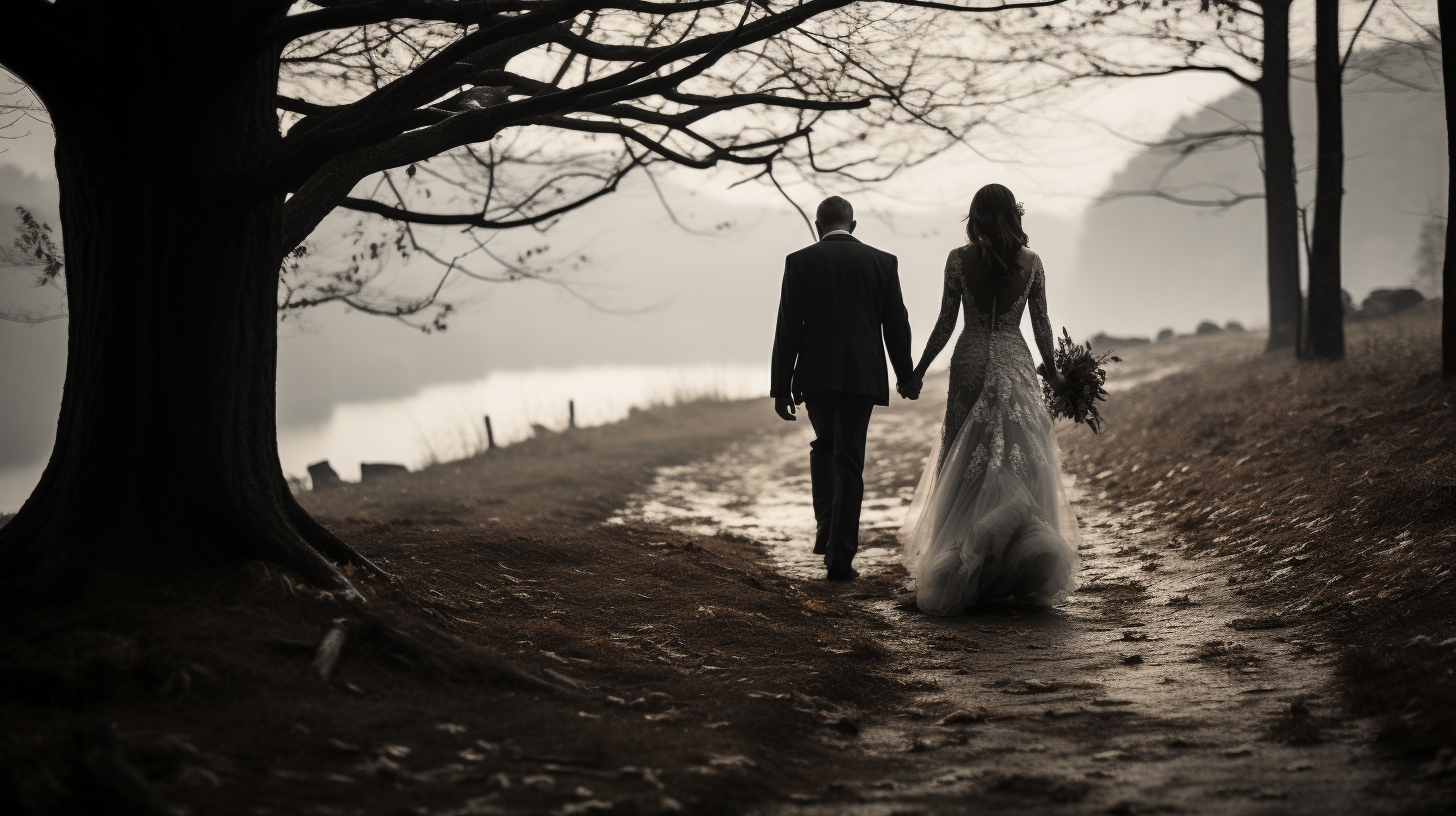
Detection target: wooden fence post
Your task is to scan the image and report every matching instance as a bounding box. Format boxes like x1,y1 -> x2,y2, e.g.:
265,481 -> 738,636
484,415 -> 496,450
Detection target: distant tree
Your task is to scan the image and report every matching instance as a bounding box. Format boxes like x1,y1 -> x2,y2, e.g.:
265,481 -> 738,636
0,0 -> 1068,594
2,206 -> 61,279
1441,0 -> 1453,379
1408,211 -> 1445,297
984,0 -> 1306,353
0,205 -> 66,324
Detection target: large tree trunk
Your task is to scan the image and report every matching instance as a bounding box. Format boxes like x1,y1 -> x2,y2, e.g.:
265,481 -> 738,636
1260,0 -> 1303,353
0,5 -> 373,593
1442,1 -> 1454,380
1306,0 -> 1345,361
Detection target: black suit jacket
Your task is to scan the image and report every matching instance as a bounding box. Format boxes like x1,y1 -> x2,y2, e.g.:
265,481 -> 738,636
770,233 -> 914,407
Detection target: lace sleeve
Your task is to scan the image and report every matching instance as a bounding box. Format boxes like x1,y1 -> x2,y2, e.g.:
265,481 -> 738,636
1029,254 -> 1058,373
914,248 -> 962,378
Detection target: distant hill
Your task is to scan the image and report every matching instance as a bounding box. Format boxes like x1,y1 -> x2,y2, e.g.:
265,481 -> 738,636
1065,46 -> 1446,338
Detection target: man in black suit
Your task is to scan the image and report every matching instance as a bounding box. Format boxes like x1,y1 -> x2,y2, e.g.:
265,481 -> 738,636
770,196 -> 916,580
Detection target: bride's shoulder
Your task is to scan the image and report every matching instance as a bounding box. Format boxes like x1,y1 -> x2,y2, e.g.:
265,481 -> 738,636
943,244 -> 969,271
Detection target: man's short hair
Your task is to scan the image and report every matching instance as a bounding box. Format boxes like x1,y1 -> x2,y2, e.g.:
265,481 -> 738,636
816,196 -> 854,227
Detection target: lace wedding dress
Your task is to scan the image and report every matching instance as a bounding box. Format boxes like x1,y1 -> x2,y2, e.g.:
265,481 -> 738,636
898,245 -> 1081,615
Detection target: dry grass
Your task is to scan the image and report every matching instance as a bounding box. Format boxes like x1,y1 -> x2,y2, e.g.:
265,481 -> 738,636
1059,308 -> 1456,755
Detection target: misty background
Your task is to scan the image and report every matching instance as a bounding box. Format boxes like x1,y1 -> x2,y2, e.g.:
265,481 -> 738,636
0,41 -> 1446,512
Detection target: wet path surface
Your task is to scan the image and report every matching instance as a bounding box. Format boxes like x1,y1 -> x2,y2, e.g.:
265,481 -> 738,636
617,374 -> 1422,815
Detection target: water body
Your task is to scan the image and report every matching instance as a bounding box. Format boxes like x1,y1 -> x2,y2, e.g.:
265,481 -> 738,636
0,362 -> 768,511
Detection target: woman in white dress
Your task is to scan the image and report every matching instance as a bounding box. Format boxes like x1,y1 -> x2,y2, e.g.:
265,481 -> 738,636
897,184 -> 1081,616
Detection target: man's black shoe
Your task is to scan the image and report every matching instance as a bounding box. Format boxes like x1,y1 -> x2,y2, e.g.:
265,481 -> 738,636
826,567 -> 859,581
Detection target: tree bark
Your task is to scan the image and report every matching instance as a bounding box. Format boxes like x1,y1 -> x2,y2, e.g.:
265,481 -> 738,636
1260,0 -> 1303,353
1442,0 -> 1454,380
1306,0 -> 1345,361
0,4 -> 374,593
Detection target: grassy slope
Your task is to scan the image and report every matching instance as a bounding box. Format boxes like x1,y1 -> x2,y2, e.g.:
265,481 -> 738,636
1058,309 -> 1456,757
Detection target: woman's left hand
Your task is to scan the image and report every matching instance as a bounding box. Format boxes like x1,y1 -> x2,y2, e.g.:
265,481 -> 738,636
1045,370 -> 1069,394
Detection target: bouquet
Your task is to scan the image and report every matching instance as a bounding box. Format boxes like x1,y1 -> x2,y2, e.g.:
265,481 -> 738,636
1037,328 -> 1120,433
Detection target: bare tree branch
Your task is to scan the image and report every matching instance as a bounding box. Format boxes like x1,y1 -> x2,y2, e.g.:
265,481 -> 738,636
276,2 -> 859,245
338,153 -> 640,227
1056,59 -> 1259,91
1098,186 -> 1265,209
274,0 -> 744,44
264,0 -> 1076,314
1342,0 -> 1382,71
277,94 -> 337,115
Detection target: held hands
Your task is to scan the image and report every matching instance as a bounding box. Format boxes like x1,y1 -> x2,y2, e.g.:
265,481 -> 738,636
775,396 -> 797,422
897,375 -> 923,401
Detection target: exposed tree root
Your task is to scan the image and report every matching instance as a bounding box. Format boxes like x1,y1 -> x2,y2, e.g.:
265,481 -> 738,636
286,497 -> 389,579
298,609 -> 577,696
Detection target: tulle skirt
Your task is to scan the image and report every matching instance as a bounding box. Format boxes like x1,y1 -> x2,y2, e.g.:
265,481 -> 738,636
898,374 -> 1081,616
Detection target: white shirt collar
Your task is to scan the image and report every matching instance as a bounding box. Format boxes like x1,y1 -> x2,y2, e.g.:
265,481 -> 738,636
820,229 -> 853,239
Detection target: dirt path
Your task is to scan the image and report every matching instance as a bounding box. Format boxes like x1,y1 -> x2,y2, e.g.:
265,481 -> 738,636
617,372 -> 1430,815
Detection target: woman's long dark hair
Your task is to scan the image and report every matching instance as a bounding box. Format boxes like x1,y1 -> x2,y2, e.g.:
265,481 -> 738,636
964,183 -> 1028,285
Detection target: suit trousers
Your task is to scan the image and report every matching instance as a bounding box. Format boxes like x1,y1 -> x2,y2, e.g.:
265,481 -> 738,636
804,392 -> 875,573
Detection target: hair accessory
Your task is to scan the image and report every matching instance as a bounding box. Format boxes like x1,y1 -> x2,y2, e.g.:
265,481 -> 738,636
1015,201 -> 1026,216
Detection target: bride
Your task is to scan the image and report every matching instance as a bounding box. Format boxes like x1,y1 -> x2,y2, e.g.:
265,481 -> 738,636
897,184 -> 1081,616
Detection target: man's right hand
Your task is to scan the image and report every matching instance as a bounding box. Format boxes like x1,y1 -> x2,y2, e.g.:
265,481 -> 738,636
775,396 -> 797,421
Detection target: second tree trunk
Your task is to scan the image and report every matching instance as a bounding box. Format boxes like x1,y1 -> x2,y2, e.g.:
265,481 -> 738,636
1307,0 -> 1346,361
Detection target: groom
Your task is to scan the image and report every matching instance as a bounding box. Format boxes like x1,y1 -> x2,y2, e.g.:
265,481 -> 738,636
770,196 -> 915,580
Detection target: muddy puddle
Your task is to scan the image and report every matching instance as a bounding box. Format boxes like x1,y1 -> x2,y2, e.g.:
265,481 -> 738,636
614,370 -> 1429,815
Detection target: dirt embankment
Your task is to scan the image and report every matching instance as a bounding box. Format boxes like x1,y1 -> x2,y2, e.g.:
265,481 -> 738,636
1057,311 -> 1456,760
0,400 -> 908,816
